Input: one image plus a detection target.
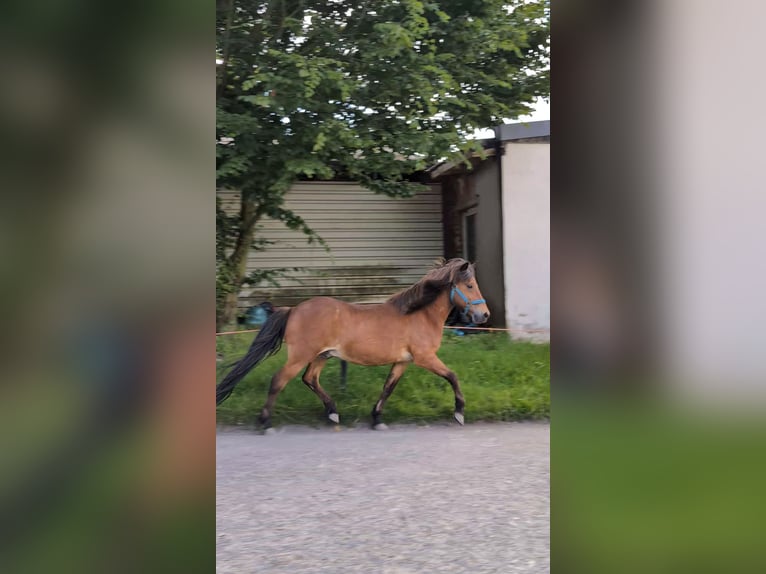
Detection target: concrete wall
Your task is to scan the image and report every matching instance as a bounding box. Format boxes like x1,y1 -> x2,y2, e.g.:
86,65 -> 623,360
501,143 -> 550,340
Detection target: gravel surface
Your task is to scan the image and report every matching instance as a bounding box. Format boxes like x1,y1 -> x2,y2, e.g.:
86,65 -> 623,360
217,423 -> 549,573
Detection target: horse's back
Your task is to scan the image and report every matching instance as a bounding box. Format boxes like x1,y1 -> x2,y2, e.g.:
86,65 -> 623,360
293,296 -> 394,315
284,296 -> 410,362
293,295 -> 352,314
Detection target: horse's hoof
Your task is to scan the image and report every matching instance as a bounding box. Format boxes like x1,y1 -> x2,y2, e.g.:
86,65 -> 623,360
263,427 -> 276,435
328,413 -> 340,424
373,423 -> 388,431
454,412 -> 465,426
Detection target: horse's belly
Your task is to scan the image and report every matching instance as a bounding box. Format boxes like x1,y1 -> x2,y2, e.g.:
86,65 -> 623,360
328,345 -> 412,366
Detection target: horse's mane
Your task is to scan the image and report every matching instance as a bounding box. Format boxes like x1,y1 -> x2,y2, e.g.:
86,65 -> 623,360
388,258 -> 474,314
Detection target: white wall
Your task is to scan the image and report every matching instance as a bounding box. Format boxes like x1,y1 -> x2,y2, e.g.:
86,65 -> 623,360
501,143 -> 550,340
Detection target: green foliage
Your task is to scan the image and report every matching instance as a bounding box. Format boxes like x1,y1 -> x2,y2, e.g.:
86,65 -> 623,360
218,0 -> 549,194
215,196 -> 239,316
216,333 -> 550,425
216,0 -> 550,323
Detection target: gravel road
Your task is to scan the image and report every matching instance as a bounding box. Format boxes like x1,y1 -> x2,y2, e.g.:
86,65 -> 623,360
217,423 -> 549,573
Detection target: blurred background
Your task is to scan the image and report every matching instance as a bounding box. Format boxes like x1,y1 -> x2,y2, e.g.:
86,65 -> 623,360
0,1 -> 213,572
554,1 -> 766,573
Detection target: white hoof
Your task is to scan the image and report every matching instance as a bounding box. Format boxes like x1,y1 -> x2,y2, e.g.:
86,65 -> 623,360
373,423 -> 389,431
328,413 -> 340,424
454,412 -> 465,425
263,427 -> 276,435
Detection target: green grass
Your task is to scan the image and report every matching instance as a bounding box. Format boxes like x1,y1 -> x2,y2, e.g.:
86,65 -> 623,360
216,331 -> 549,426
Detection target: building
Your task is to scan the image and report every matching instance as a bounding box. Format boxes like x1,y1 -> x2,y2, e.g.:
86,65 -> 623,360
431,120 -> 550,340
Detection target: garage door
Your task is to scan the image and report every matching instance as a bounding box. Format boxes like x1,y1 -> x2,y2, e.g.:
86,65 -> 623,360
218,181 -> 444,309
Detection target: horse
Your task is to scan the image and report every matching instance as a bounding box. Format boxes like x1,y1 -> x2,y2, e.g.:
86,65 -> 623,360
215,258 -> 490,429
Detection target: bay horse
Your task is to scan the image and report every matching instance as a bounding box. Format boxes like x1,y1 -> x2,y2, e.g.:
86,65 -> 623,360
215,258 -> 490,429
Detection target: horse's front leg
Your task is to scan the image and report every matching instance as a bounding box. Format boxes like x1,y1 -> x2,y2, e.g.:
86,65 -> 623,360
371,361 -> 408,430
414,354 -> 466,425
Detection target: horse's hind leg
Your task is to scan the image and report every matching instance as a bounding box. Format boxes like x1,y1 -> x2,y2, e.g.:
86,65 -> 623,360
259,358 -> 307,430
301,357 -> 340,424
414,354 -> 466,425
371,362 -> 408,430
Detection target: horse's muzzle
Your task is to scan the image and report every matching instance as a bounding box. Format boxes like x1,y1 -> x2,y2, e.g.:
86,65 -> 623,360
472,310 -> 490,324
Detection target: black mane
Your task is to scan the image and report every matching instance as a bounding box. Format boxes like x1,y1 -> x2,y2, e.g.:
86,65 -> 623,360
387,258 -> 474,314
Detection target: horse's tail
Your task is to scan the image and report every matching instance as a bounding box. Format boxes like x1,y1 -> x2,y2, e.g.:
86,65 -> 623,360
216,308 -> 291,405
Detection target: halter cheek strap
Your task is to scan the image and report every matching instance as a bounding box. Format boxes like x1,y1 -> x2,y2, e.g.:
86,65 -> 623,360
450,285 -> 486,319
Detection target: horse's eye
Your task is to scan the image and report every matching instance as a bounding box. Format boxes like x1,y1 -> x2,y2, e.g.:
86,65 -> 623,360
467,284 -> 473,289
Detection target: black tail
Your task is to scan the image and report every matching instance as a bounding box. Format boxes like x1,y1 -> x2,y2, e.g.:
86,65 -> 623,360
216,308 -> 291,405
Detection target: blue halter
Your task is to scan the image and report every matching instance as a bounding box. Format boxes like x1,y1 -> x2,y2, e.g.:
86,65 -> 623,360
450,285 -> 486,321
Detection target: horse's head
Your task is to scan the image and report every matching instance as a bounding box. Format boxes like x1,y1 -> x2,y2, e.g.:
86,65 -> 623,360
451,261 -> 490,324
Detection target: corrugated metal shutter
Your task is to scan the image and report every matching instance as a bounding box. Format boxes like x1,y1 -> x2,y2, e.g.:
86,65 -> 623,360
218,181 -> 443,309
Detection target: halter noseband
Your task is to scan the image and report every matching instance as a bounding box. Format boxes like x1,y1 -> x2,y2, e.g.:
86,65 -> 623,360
450,284 -> 486,321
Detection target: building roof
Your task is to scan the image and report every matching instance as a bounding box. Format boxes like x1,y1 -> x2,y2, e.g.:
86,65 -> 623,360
494,120 -> 550,141
428,120 -> 550,179
428,148 -> 496,179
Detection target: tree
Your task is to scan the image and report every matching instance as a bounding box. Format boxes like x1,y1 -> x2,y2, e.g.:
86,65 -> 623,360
216,0 -> 549,327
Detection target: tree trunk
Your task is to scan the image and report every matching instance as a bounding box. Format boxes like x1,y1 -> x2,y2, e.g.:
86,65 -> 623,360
218,199 -> 258,328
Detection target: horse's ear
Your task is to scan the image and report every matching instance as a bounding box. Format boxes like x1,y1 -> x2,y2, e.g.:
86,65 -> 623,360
460,261 -> 470,271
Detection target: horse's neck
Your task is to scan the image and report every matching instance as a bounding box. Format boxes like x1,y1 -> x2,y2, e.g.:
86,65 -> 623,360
421,289 -> 453,326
